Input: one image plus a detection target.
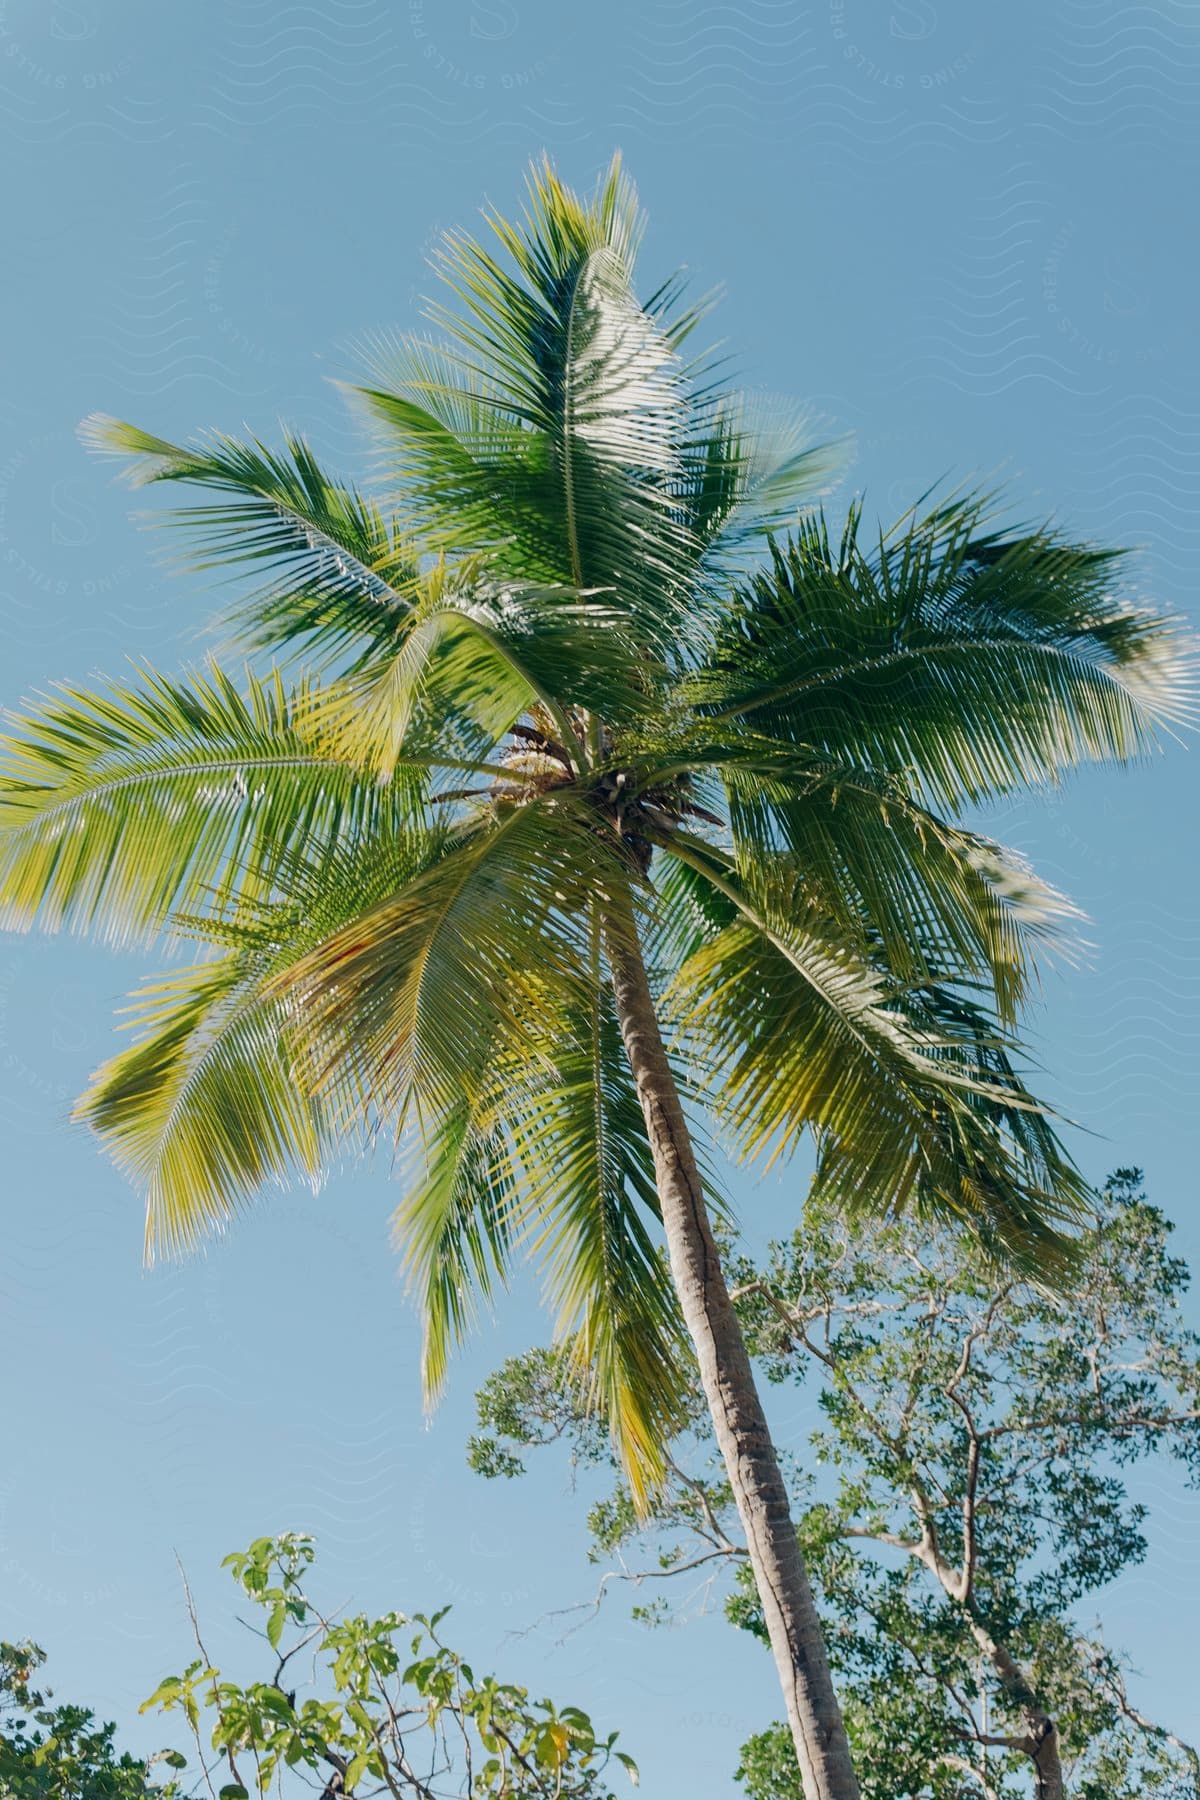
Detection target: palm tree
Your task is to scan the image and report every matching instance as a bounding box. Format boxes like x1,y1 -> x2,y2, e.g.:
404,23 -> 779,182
0,159 -> 1190,1800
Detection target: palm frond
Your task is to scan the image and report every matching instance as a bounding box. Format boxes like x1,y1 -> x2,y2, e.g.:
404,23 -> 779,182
350,156 -> 702,655
277,797 -> 633,1127
658,833 -> 1084,1273
504,912 -> 690,1498
0,664 -> 424,945
692,497 -> 1196,810
78,415 -> 421,666
395,1096 -> 518,1401
681,392 -> 849,578
322,560 -> 654,779
76,950 -> 328,1261
718,750 -> 1079,1021
809,982 -> 1090,1275
77,818 -> 457,1255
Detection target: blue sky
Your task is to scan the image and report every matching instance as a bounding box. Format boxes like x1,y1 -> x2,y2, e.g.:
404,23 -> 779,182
2,1 -> 1198,1792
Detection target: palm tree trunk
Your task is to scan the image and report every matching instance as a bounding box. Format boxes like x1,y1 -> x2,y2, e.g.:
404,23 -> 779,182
606,923 -> 861,1800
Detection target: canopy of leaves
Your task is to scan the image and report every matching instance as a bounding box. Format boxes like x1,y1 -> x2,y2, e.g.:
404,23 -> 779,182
141,1533 -> 636,1799
469,1172 -> 1200,1799
0,1639 -> 180,1799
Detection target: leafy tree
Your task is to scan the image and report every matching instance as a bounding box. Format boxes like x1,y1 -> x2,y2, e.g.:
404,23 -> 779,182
142,1533 -> 636,1799
470,1171 -> 1200,1799
0,157 -> 1191,1799
0,1638 -> 181,1798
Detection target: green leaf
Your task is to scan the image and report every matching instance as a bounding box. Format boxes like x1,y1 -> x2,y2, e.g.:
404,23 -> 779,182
616,1747 -> 641,1784
78,415 -> 423,669
0,664 -> 420,947
692,498 -> 1195,810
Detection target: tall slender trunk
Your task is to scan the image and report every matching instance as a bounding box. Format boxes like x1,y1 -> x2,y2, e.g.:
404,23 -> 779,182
606,923 -> 861,1800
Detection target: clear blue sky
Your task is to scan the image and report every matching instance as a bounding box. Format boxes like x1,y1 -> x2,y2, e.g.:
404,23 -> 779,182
2,1 -> 1198,1792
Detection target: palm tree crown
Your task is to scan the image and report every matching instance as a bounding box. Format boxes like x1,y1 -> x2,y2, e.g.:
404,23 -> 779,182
0,157 -> 1191,1490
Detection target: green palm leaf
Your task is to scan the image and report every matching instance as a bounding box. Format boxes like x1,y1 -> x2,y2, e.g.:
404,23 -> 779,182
692,499 -> 1194,810
276,798 -> 628,1125
657,833 -> 1083,1272
76,951 -> 327,1261
504,915 -> 691,1497
0,664 -> 425,944
395,1096 -> 518,1403
75,820 -> 457,1255
351,156 -> 702,657
394,901 -> 692,1500
78,416 -> 422,665
717,751 -> 1077,1021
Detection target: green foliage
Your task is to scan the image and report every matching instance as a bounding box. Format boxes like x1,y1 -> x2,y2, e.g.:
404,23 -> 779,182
0,1640 -> 180,1799
141,1534 -> 635,1798
471,1172 -> 1200,1798
0,156 -> 1193,1494
468,1347 -> 610,1480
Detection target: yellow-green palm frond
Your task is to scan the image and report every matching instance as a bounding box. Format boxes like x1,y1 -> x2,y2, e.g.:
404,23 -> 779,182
76,818 -> 455,1258
394,904 -> 694,1506
276,797 -> 636,1127
505,918 -> 691,1502
681,392 -> 849,591
321,559 -> 657,781
0,663 -> 425,946
76,952 -> 329,1263
659,838 -> 1086,1275
808,982 -> 1090,1278
716,748 -> 1079,1023
395,1095 -> 519,1405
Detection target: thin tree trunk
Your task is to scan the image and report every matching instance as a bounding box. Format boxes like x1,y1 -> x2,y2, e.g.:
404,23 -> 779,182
606,922 -> 861,1800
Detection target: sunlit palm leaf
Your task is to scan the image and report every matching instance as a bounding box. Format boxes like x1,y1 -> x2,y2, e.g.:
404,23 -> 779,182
76,952 -> 327,1261
396,1096 -> 518,1402
352,156 -> 700,657
682,392 -> 849,584
502,913 -> 690,1497
808,983 -> 1090,1274
660,838 -> 1084,1271
0,664 -> 422,945
277,798 -> 631,1127
718,753 -> 1078,1021
323,562 -> 654,779
76,820 -> 455,1256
